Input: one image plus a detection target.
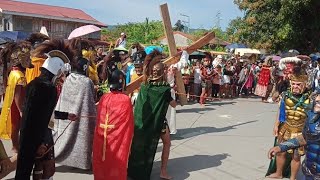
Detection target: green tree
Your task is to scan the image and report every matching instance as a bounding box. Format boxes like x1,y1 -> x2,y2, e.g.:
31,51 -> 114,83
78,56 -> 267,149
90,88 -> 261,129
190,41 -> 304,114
101,18 -> 164,47
229,0 -> 320,54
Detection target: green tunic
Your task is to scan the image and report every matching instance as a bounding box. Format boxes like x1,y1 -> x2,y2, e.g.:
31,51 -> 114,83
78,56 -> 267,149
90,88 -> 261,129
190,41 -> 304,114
128,82 -> 172,180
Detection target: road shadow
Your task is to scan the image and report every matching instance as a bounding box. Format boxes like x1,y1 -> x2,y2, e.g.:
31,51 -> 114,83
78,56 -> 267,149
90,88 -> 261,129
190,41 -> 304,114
151,153 -> 230,180
171,120 -> 258,140
176,107 -> 215,114
205,101 -> 237,106
55,165 -> 93,175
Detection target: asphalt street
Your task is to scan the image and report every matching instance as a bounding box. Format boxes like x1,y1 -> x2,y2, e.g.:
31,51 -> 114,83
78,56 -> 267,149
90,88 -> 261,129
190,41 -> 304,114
2,98 -> 304,180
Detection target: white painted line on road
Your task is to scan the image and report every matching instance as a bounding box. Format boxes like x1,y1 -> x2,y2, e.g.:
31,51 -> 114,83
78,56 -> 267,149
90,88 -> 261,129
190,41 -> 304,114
218,115 -> 232,118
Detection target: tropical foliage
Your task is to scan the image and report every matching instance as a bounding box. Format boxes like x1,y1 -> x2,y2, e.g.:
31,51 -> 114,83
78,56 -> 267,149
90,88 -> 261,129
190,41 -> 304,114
228,0 -> 320,54
102,18 -> 164,47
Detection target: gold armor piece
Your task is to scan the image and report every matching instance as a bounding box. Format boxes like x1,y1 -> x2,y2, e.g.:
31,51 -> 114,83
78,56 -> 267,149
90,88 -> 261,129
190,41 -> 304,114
278,96 -> 309,155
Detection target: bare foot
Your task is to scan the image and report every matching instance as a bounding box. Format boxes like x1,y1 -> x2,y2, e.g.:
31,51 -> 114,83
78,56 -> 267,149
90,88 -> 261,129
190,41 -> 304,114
266,172 -> 283,179
160,174 -> 172,180
160,169 -> 172,180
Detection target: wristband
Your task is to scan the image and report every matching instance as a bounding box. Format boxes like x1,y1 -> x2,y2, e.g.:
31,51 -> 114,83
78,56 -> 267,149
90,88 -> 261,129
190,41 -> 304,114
278,138 -> 300,152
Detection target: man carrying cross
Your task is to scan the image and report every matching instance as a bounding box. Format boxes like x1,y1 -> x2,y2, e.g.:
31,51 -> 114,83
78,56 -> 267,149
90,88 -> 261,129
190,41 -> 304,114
93,69 -> 134,180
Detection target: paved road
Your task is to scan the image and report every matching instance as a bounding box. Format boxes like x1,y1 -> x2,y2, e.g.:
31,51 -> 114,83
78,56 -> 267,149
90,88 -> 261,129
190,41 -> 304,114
2,98 -> 304,179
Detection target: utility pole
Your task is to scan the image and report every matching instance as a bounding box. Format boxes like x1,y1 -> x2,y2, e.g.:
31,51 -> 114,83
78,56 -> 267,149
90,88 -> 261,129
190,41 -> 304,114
215,11 -> 222,29
180,13 -> 190,33
215,11 -> 222,47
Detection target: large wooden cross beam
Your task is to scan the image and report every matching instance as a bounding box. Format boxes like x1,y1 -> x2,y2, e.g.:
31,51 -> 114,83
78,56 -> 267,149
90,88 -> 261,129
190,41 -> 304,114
124,5 -> 215,96
124,31 -> 215,95
160,3 -> 188,105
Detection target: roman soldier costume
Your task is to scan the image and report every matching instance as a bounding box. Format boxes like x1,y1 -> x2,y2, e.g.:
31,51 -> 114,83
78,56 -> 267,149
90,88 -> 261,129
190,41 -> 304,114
268,88 -> 320,179
0,41 -> 33,153
267,57 -> 310,178
15,43 -> 72,179
25,32 -> 50,84
93,69 -> 134,180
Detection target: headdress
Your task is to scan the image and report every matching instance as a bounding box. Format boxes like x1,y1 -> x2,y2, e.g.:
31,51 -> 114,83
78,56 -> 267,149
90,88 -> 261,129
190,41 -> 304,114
279,57 -> 302,75
68,38 -> 93,75
289,65 -> 308,82
132,50 -> 146,67
1,41 -> 33,68
109,69 -> 125,91
31,39 -> 75,62
26,32 -> 49,48
42,50 -> 70,76
82,49 -> 95,61
143,49 -> 165,83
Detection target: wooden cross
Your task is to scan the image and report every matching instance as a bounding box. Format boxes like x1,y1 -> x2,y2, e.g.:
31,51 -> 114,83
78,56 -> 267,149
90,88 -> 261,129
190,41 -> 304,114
99,113 -> 115,161
160,3 -> 187,105
124,4 -> 215,97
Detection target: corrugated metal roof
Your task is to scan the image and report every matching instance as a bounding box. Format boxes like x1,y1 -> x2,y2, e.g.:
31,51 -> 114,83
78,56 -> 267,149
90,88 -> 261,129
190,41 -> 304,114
0,0 -> 106,26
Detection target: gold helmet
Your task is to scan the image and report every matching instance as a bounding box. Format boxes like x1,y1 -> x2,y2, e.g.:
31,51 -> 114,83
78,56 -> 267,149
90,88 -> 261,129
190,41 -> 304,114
2,41 -> 33,69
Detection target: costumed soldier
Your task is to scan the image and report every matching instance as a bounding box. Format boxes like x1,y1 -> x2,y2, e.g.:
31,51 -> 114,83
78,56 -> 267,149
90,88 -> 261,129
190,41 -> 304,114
15,42 -> 77,180
0,41 -> 33,154
128,49 -> 177,180
267,58 -> 310,180
25,32 -> 50,84
269,88 -> 320,179
130,50 -> 146,105
53,39 -> 96,170
93,69 -> 134,180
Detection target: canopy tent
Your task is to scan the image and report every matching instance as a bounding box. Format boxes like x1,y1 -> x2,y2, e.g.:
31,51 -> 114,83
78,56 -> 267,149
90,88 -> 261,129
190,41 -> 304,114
235,48 -> 262,56
226,43 -> 247,49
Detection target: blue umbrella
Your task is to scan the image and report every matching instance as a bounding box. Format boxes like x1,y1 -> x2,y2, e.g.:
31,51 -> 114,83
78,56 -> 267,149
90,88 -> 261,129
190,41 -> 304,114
0,31 -> 31,42
225,43 -> 247,49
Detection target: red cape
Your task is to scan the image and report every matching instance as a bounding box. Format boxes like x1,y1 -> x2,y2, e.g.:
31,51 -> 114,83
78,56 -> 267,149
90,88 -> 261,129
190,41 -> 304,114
93,92 -> 134,180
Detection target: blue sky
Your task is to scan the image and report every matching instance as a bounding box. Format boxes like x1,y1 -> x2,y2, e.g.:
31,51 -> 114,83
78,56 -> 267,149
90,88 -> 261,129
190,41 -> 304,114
18,0 -> 243,30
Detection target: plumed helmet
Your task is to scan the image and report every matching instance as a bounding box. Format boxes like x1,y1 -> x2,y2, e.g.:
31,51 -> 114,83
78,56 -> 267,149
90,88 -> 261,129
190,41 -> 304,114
42,50 -> 70,75
109,69 -> 125,91
132,51 -> 146,67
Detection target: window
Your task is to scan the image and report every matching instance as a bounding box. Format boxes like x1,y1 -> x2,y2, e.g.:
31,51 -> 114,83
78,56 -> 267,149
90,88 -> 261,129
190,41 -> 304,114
42,20 -> 51,32
14,17 -> 32,31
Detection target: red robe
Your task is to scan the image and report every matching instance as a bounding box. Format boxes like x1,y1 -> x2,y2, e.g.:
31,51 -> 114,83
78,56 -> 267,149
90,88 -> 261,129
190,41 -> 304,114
255,66 -> 271,97
93,92 -> 134,180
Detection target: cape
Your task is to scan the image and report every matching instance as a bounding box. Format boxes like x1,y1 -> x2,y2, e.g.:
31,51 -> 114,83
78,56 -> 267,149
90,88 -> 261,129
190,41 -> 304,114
265,137 -> 291,178
0,69 -> 26,139
255,66 -> 271,97
25,57 -> 45,84
93,92 -> 134,180
53,73 -> 96,170
15,75 -> 57,179
128,82 -> 172,180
